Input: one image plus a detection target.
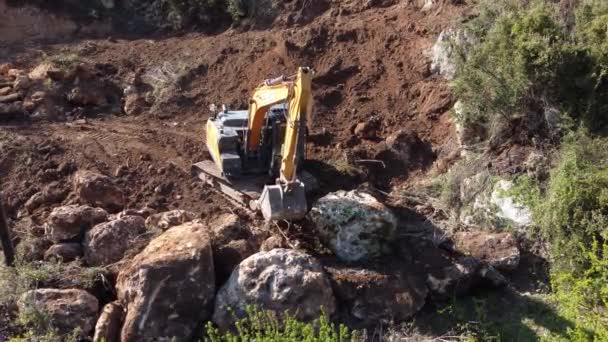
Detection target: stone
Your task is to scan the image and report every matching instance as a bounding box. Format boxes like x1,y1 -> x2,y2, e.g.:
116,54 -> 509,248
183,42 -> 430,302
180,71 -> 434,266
117,221 -> 215,341
326,264 -> 428,324
260,235 -> 288,251
490,180 -> 533,228
24,184 -> 68,213
93,301 -> 124,342
45,204 -> 108,242
124,92 -> 148,116
28,62 -> 54,80
7,68 -> 25,78
0,63 -> 11,75
17,237 -> 53,262
73,170 -> 125,212
84,215 -> 146,266
144,209 -> 196,231
47,67 -> 66,81
208,213 -> 250,245
0,87 -> 10,96
309,190 -> 397,262
214,239 -> 256,284
453,101 -> 486,147
430,29 -> 475,80
44,243 -> 83,262
13,75 -> 30,90
67,86 -> 106,106
353,118 -> 379,139
17,289 -> 99,335
453,230 -> 520,271
385,130 -> 424,164
212,249 -> 335,331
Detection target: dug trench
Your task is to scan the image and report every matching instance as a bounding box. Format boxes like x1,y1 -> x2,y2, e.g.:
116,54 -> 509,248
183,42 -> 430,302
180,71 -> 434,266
0,0 -> 549,341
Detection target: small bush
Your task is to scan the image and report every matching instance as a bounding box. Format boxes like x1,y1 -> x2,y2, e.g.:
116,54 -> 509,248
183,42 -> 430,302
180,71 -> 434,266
205,307 -> 355,341
227,0 -> 278,23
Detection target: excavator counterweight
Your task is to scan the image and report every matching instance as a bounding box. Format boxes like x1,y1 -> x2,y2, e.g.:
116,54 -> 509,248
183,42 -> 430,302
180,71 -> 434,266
192,67 -> 316,221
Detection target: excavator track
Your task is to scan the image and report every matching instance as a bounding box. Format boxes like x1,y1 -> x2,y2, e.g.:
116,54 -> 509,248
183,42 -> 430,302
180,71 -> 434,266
191,160 -> 319,217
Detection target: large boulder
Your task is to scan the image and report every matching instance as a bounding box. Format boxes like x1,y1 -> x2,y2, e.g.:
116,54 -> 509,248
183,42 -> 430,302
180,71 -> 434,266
45,205 -> 108,242
44,242 -> 83,262
144,209 -> 196,231
93,301 -> 124,342
212,249 -> 336,331
117,221 -> 215,341
17,289 -> 99,336
309,190 -> 397,262
84,215 -> 146,266
326,264 -> 428,324
73,170 -> 125,212
453,230 -> 520,271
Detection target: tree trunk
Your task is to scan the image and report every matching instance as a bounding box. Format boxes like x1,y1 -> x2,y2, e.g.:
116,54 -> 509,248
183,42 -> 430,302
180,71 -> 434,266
0,184 -> 15,267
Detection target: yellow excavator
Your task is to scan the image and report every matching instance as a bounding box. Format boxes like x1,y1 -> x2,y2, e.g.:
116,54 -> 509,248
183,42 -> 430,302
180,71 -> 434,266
192,67 -> 316,221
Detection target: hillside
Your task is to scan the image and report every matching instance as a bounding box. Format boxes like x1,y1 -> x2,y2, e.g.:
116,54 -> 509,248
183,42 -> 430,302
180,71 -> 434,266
1,0 -> 606,341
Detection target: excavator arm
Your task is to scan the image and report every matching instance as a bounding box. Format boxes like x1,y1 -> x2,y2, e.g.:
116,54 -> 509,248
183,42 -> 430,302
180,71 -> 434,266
252,67 -> 314,220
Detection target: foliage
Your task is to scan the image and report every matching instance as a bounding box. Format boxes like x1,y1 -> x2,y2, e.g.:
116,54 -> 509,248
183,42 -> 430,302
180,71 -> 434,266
227,0 -> 278,23
166,0 -> 229,29
204,306 -> 355,341
508,131 -> 608,340
551,241 -> 608,341
453,0 -> 608,134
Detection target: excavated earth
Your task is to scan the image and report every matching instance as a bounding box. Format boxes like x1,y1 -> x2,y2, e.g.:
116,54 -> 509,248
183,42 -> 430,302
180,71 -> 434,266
0,0 -> 537,339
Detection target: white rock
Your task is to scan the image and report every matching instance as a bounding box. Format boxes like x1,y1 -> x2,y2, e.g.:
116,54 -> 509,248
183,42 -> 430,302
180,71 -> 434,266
310,190 -> 397,262
430,29 -> 474,80
491,180 -> 533,227
212,249 -> 335,331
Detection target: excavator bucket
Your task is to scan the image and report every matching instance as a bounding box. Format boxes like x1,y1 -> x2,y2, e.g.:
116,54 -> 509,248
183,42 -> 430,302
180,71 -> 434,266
259,181 -> 307,221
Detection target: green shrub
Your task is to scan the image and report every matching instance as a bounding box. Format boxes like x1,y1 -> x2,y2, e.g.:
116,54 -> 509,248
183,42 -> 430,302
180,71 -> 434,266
551,240 -> 608,341
204,307 -> 355,341
509,131 -> 608,340
453,0 -> 608,134
227,0 -> 278,24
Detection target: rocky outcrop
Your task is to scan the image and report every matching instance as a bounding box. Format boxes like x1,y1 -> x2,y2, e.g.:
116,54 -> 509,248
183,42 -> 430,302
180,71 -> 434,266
490,180 -> 533,228
17,289 -> 99,336
117,221 -> 215,341
93,301 -> 124,342
84,215 -> 146,266
44,242 -> 83,262
430,29 -> 474,80
144,209 -> 196,231
45,205 -> 108,242
73,170 -> 125,212
17,237 -> 53,262
212,249 -> 335,331
326,264 -> 428,324
453,230 -> 520,271
309,190 -> 397,262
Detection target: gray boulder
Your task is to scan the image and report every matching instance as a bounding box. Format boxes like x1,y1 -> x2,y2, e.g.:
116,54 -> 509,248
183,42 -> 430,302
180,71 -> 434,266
430,29 -> 474,80
212,249 -> 335,331
117,221 -> 215,342
73,170 -> 125,212
17,289 -> 99,336
309,190 -> 397,262
45,205 -> 108,242
84,215 -> 146,266
144,209 -> 196,231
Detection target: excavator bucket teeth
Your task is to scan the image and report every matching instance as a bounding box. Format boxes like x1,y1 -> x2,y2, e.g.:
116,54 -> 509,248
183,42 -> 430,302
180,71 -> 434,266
259,182 -> 307,221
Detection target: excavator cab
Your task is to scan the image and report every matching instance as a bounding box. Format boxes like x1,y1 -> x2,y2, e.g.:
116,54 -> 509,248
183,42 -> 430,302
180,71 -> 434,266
193,67 -> 315,221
